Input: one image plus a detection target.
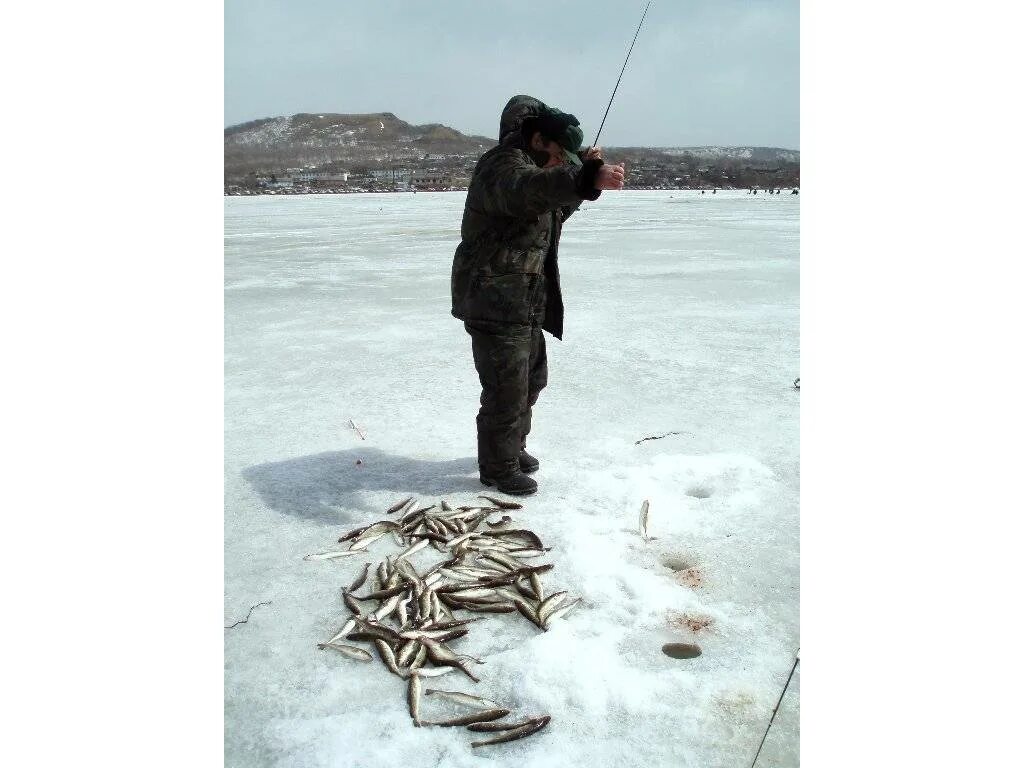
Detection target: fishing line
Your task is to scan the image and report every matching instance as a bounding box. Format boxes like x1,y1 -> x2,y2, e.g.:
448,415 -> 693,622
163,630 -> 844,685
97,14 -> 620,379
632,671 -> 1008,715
592,1 -> 652,147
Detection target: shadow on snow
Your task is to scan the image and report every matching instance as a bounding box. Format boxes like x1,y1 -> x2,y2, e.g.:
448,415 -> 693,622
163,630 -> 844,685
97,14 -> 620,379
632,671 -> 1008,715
242,448 -> 480,524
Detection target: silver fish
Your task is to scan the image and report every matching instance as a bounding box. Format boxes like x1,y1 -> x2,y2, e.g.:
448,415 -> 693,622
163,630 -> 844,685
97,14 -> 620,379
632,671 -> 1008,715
529,572 -> 544,602
348,532 -> 386,552
470,715 -> 550,747
407,672 -> 422,726
410,663 -> 454,678
396,593 -> 412,627
537,591 -> 569,624
385,496 -> 414,514
507,594 -> 545,629
639,499 -> 651,541
419,708 -> 510,727
446,531 -> 480,549
478,495 -> 523,510
467,715 -> 546,732
421,639 -> 481,682
372,592 -> 405,622
396,639 -> 420,667
423,689 -> 501,711
319,642 -> 373,662
418,588 -> 433,619
515,578 -> 539,601
410,643 -> 428,671
448,587 -> 502,601
395,537 -> 430,563
342,590 -> 364,616
304,549 -> 359,561
347,562 -> 372,593
395,558 -> 422,589
374,639 -> 405,678
507,548 -> 549,558
338,524 -> 369,543
488,529 -> 544,549
478,552 -> 522,571
542,598 -> 581,629
323,617 -> 357,645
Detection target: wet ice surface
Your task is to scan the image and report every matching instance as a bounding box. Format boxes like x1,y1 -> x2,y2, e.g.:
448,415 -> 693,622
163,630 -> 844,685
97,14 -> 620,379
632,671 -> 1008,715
225,190 -> 799,767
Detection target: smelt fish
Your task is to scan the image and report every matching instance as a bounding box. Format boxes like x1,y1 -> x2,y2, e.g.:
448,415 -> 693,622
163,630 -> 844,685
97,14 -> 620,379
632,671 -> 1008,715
324,617 -> 357,645
348,532 -> 386,552
478,495 -> 523,510
407,672 -> 422,726
342,590 -> 364,616
396,639 -> 420,667
419,708 -> 510,727
347,562 -> 372,593
411,664 -> 454,678
385,496 -> 414,515
338,524 -> 369,543
467,715 -> 545,732
304,549 -> 359,561
395,537 -> 430,563
319,643 -> 373,662
423,689 -> 501,711
409,643 -> 428,672
542,598 -> 581,629
537,591 -> 569,624
470,715 -> 551,747
374,639 -> 405,678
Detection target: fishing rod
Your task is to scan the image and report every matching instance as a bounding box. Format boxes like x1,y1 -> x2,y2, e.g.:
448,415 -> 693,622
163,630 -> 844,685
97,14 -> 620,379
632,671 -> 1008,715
749,647 -> 800,768
592,1 -> 651,147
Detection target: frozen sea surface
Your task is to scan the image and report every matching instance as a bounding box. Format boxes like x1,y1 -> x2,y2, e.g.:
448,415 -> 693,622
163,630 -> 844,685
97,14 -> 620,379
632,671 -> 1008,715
225,190 -> 799,767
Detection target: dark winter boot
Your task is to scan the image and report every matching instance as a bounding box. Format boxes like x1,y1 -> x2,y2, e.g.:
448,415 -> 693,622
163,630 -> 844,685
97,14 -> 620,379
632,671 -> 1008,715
480,468 -> 538,496
519,448 -> 540,474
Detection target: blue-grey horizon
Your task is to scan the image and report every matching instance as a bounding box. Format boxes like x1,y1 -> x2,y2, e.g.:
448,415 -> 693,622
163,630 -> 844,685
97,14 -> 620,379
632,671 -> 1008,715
225,0 -> 799,149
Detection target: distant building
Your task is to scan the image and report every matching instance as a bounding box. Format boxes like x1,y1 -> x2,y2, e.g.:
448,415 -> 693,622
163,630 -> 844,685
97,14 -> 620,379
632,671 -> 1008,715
369,169 -> 412,183
294,170 -> 350,184
411,171 -> 452,189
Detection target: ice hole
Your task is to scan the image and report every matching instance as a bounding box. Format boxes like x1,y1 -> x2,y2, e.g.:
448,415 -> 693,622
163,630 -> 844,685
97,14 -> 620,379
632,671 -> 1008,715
662,642 -> 702,659
660,554 -> 693,572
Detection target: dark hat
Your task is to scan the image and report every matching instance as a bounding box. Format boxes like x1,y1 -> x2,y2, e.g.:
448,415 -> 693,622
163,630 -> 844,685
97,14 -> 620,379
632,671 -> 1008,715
527,107 -> 585,167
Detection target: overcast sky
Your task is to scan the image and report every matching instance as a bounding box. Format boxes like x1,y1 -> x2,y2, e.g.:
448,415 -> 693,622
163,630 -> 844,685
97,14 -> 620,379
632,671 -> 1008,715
225,0 -> 798,149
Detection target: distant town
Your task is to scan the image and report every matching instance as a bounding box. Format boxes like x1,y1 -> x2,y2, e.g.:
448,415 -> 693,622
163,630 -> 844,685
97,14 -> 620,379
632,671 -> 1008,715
225,113 -> 799,197
224,150 -> 799,196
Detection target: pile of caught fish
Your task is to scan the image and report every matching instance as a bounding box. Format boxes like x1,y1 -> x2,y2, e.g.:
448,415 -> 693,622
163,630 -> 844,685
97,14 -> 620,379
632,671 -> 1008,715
304,495 -> 579,748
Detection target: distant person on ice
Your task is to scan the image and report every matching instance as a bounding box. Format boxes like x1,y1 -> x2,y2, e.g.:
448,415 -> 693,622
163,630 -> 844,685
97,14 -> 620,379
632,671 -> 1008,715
450,95 -> 626,495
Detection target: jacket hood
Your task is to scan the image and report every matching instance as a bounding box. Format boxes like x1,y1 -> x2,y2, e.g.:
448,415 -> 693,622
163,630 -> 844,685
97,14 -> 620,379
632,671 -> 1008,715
498,95 -> 547,145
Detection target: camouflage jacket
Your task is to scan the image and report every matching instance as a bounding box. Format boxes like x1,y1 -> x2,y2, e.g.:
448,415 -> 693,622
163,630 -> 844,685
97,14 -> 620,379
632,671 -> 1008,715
450,95 -> 603,339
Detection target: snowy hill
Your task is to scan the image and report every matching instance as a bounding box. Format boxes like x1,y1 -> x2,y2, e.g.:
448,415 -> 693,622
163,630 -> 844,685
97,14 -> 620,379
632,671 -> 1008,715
224,113 -> 495,177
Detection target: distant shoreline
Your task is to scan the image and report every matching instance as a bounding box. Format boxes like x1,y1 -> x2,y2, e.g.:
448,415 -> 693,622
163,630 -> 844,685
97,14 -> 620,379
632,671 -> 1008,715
224,185 -> 798,198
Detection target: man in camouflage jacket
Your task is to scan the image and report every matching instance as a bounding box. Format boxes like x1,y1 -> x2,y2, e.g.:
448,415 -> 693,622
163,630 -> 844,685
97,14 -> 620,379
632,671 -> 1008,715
451,95 -> 626,495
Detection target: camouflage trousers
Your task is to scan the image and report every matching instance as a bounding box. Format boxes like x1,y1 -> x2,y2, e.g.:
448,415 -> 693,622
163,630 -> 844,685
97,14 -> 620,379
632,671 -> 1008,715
464,320 -> 548,477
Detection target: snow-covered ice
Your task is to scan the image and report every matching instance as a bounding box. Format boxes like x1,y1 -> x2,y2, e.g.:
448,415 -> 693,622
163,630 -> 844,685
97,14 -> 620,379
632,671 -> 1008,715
225,190 -> 799,767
